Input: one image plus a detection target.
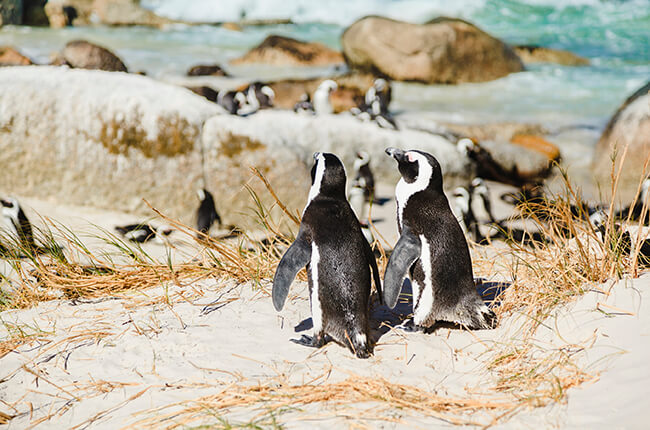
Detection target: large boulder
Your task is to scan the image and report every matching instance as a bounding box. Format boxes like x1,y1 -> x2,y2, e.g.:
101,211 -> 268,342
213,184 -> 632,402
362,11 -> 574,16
592,81 -> 650,195
44,0 -> 92,27
512,45 -> 589,66
0,0 -> 22,26
231,35 -> 344,66
92,0 -> 171,27
341,16 -> 524,84
55,40 -> 128,72
0,46 -> 33,66
201,110 -> 473,217
0,66 -> 221,224
44,0 -> 169,28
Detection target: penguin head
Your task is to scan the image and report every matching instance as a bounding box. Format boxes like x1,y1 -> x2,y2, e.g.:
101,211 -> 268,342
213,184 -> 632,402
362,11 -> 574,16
1,197 -> 20,221
354,151 -> 370,170
456,138 -> 477,156
385,148 -> 443,191
317,79 -> 338,93
309,152 -> 347,200
373,78 -> 387,91
196,189 -> 206,201
260,85 -> 275,102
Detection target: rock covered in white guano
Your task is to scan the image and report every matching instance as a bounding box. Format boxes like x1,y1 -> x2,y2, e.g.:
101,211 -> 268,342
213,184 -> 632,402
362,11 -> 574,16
0,66 -> 221,222
200,110 -> 474,215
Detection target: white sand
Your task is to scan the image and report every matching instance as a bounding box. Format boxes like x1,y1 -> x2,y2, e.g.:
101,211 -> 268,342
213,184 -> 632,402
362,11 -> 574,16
1,186 -> 649,428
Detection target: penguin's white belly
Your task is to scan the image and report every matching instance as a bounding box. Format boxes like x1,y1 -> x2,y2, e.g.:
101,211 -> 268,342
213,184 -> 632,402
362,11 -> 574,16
413,235 -> 434,325
309,242 -> 323,333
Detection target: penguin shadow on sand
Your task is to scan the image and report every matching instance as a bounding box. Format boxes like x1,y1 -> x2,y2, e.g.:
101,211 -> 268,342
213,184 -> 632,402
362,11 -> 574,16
369,278 -> 511,340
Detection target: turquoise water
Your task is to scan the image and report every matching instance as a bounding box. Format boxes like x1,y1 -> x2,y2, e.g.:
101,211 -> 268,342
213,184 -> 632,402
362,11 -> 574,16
1,0 -> 648,128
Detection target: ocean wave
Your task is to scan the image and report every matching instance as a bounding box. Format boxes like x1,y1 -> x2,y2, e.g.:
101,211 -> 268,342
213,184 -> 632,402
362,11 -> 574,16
141,0 -> 650,26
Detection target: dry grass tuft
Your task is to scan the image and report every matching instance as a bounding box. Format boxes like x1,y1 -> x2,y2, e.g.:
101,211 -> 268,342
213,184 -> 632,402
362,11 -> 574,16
130,372 -> 517,429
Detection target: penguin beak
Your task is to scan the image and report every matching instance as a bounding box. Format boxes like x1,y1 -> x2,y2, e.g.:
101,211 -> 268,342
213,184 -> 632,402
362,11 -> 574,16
313,152 -> 321,160
385,147 -> 406,163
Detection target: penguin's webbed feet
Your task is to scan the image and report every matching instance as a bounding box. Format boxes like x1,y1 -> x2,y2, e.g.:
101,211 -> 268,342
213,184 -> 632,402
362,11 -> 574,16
395,318 -> 426,333
291,333 -> 327,348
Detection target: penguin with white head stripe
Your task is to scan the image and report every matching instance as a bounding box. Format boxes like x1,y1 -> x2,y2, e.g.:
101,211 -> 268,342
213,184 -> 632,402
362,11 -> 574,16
384,148 -> 496,332
272,152 -> 382,358
312,80 -> 337,115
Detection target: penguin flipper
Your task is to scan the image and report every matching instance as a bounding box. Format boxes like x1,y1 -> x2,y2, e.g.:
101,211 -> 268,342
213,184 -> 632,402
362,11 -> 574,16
363,238 -> 382,304
383,228 -> 421,309
272,232 -> 311,311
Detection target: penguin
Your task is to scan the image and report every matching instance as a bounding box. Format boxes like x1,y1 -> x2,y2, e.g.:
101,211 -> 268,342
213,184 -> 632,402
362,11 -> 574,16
293,92 -> 314,114
272,152 -> 382,358
352,151 -> 375,202
114,223 -> 173,244
615,177 -> 650,224
1,197 -> 44,254
313,80 -> 337,115
246,81 -> 275,109
383,148 -> 496,332
196,189 -> 222,237
470,178 -> 497,224
217,90 -> 247,115
364,78 -> 391,115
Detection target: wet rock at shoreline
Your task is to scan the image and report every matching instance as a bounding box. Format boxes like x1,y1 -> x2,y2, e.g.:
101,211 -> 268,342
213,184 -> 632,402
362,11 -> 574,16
0,0 -> 22,26
45,0 -> 170,28
44,0 -> 92,27
0,46 -> 33,66
93,0 -> 171,27
231,35 -> 344,66
593,81 -> 650,195
54,40 -> 128,72
342,16 -> 524,84
187,64 -> 229,77
513,45 -> 589,66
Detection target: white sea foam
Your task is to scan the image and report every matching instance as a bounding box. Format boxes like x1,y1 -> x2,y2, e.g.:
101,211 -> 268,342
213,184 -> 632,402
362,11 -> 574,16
141,0 -> 487,25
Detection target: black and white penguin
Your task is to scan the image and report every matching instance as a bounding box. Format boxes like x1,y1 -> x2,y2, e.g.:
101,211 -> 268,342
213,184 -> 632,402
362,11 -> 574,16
364,78 -> 391,115
1,197 -> 43,254
272,152 -> 382,358
313,80 -> 337,115
246,81 -> 275,110
383,148 -> 496,331
216,90 -> 247,115
196,189 -> 222,236
470,178 -> 497,224
114,223 -> 173,244
352,151 -> 375,202
293,92 -> 314,114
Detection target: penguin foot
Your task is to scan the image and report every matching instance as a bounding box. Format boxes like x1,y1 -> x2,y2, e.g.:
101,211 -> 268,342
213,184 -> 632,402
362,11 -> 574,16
290,333 -> 328,348
396,318 -> 426,333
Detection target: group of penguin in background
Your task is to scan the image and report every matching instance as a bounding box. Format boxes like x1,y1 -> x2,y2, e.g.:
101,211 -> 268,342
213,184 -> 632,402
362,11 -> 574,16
0,188 -> 223,258
215,77 -> 397,130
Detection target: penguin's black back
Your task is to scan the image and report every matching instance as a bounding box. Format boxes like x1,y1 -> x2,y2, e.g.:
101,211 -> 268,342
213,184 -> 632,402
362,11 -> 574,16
197,190 -> 221,234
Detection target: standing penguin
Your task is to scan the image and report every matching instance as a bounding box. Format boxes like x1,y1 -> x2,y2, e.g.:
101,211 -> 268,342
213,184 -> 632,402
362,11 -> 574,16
272,152 -> 382,358
312,80 -> 337,115
352,151 -> 375,202
196,189 -> 222,236
1,197 -> 43,254
383,148 -> 496,332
